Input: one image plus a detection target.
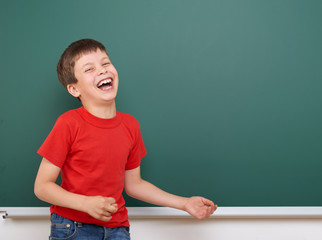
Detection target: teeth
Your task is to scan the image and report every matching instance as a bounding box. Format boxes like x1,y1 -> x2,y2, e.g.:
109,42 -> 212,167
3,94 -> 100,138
98,79 -> 112,87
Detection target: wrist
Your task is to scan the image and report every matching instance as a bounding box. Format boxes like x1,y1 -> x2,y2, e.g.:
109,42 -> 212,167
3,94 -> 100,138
76,194 -> 88,213
179,197 -> 189,211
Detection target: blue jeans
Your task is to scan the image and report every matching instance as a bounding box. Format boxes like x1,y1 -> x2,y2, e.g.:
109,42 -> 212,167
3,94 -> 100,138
49,213 -> 130,240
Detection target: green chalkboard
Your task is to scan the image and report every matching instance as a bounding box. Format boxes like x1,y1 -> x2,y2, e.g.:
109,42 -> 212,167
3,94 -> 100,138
1,0 -> 322,207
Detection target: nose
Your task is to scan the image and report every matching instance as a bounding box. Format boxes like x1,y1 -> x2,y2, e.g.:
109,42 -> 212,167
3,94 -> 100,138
98,66 -> 108,75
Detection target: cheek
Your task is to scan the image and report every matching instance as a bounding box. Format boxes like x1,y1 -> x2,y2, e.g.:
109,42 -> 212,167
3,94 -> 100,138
113,70 -> 119,78
109,65 -> 118,75
112,70 -> 119,84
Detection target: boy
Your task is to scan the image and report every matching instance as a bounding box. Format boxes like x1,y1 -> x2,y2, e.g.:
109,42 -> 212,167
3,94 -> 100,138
34,39 -> 217,240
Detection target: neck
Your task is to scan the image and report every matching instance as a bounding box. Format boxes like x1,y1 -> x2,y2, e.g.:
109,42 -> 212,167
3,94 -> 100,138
83,101 -> 117,119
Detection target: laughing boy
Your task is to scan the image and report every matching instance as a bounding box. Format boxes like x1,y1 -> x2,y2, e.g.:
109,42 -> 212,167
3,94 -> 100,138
34,38 -> 217,240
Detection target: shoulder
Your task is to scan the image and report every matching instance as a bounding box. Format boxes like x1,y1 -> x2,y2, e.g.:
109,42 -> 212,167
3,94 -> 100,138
57,108 -> 82,122
118,112 -> 141,131
119,112 -> 140,124
53,108 -> 83,131
118,112 -> 144,143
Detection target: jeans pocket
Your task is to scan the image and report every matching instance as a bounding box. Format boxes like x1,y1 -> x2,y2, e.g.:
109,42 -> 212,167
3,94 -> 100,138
50,214 -> 77,240
120,227 -> 130,237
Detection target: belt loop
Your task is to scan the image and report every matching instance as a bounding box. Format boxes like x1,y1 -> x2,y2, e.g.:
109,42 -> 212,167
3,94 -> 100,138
74,221 -> 83,228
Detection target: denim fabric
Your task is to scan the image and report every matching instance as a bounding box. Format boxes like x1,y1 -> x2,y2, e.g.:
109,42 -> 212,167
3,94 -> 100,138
49,213 -> 130,240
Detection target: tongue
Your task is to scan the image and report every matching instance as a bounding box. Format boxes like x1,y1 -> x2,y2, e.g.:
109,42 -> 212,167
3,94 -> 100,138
99,84 -> 112,91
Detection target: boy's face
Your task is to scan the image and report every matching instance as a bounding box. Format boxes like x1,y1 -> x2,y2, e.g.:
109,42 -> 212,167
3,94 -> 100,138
68,49 -> 119,107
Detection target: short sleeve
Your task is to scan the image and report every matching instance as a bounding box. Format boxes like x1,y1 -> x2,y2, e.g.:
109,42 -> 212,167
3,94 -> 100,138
125,126 -> 147,170
37,115 -> 73,168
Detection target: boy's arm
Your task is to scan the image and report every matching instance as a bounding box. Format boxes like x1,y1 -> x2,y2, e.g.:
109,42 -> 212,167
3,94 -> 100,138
124,166 -> 217,220
34,158 -> 117,221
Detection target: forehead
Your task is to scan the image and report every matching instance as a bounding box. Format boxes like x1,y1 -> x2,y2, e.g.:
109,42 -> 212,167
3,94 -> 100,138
74,49 -> 110,67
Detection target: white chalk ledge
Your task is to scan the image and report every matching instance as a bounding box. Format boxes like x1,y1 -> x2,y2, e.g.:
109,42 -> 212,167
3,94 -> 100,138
1,207 -> 322,219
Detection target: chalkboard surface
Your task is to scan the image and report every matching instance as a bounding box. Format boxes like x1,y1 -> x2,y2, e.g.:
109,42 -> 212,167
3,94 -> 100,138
1,0 -> 322,207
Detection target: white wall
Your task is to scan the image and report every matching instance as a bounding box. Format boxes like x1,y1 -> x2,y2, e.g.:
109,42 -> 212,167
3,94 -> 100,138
1,207 -> 322,240
131,218 -> 322,240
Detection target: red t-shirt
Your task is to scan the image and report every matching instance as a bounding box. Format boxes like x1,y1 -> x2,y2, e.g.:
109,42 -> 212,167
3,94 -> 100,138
37,107 -> 146,227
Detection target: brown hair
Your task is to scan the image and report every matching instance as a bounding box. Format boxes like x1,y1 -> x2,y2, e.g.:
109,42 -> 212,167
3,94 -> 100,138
57,39 -> 108,89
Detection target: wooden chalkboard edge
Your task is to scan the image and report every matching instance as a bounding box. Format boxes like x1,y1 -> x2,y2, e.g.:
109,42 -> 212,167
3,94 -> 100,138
1,207 -> 322,219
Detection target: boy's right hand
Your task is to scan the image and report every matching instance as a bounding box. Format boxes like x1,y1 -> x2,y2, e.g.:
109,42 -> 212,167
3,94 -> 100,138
83,196 -> 118,221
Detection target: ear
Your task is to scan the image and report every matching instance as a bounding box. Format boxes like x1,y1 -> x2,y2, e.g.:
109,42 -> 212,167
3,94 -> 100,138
67,84 -> 81,98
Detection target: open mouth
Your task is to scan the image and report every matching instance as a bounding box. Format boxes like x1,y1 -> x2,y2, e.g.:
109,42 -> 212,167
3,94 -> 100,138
97,78 -> 113,90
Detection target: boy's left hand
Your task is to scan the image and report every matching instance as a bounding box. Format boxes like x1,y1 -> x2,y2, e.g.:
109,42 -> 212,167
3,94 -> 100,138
183,196 -> 217,220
